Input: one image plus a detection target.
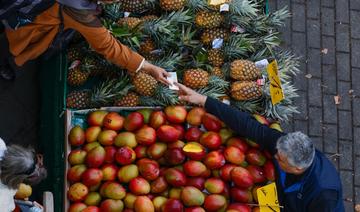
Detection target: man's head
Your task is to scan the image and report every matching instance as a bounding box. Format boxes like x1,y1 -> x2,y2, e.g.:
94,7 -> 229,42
274,132 -> 315,175
0,145 -> 47,189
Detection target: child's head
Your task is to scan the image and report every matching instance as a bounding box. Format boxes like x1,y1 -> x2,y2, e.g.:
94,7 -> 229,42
0,145 -> 47,189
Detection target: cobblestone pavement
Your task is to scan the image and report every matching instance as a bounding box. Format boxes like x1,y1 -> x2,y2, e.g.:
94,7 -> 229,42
269,0 -> 360,211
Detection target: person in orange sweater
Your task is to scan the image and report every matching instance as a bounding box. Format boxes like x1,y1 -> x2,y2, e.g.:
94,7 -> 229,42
1,0 -> 170,83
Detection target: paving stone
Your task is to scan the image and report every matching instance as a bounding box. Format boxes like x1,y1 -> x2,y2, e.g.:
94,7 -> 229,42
352,39 -> 360,68
355,127 -> 360,156
337,52 -> 351,81
268,0 -> 277,11
350,11 -> 360,39
308,78 -> 322,107
337,81 -> 352,110
277,0 -> 291,10
292,32 -> 306,57
309,107 -> 323,136
307,0 -> 320,19
339,110 -> 353,140
341,171 -> 354,198
343,201 -> 354,212
293,61 -> 307,91
325,153 -> 339,170
280,121 -> 294,132
311,136 -> 323,151
336,0 -> 349,23
350,0 -> 360,10
355,187 -> 360,204
322,8 -> 335,36
323,95 -> 338,124
294,119 -> 308,134
307,20 -> 321,48
322,0 -> 334,7
352,68 -> 360,96
355,156 -> 360,186
336,23 -> 350,52
307,48 -> 321,77
293,91 -> 308,120
323,124 -> 338,153
292,3 -> 306,32
339,140 -> 353,169
354,98 -> 360,126
322,64 -> 337,94
322,36 -> 336,65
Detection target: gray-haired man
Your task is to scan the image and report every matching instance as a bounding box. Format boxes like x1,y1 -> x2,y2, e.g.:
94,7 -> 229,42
176,82 -> 344,212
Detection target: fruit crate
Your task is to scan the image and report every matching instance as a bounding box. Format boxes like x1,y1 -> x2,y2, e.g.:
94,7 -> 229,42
64,107 -> 160,211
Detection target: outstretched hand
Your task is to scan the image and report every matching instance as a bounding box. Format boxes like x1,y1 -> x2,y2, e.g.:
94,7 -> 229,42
175,83 -> 207,106
141,61 -> 170,85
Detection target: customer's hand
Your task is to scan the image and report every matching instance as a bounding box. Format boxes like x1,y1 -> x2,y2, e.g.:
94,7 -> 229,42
141,61 -> 170,85
175,83 -> 207,106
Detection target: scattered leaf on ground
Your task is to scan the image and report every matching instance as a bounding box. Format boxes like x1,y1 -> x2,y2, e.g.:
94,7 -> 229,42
334,95 -> 341,105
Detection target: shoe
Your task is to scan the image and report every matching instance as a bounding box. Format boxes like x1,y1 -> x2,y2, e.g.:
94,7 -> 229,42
0,63 -> 15,81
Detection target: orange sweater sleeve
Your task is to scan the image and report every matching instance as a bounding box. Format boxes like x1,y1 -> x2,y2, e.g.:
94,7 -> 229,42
62,11 -> 144,73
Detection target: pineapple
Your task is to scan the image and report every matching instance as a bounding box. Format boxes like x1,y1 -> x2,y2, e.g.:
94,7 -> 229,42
66,77 -> 132,109
114,92 -> 140,107
117,17 -> 142,30
231,81 -> 262,101
82,55 -> 103,77
132,71 -> 158,96
230,59 -> 261,81
195,12 -> 224,28
67,66 -> 90,87
208,49 -> 224,67
120,0 -> 155,13
140,39 -> 156,55
211,67 -> 224,79
183,69 -> 209,89
67,46 -> 83,62
141,15 -> 159,22
160,0 -> 187,11
200,28 -> 229,45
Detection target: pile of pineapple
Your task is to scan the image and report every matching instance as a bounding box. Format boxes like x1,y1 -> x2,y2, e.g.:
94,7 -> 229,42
66,0 -> 299,121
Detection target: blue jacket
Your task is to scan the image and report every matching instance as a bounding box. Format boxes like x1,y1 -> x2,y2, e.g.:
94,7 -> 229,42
204,97 -> 345,212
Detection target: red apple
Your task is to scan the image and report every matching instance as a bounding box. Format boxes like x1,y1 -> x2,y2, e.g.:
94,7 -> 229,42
129,177 -> 151,195
164,106 -> 187,124
100,182 -> 126,200
136,125 -> 156,146
165,168 -> 187,187
67,164 -> 87,183
231,167 -> 254,188
151,176 -> 168,194
68,182 -> 88,202
162,199 -> 184,212
68,125 -> 85,146
202,113 -> 222,132
186,177 -> 205,191
104,146 -> 116,164
224,146 -> 245,165
117,164 -> 139,183
172,124 -> 185,140
203,194 -> 227,211
246,149 -> 266,166
164,148 -> 186,165
204,178 -> 225,194
227,203 -> 251,212
114,132 -> 137,148
203,151 -> 225,170
199,131 -> 222,150
97,129 -> 117,146
247,165 -> 266,183
83,142 -> 100,152
134,196 -> 154,212
157,125 -> 180,143
147,142 -> 167,159
185,207 -> 205,212
167,140 -> 185,149
149,111 -> 167,129
253,114 -> 270,126
85,126 -> 101,143
101,164 -> 118,181
226,137 -> 249,153
230,187 -> 253,203
134,145 -> 148,158
263,160 -> 275,181
82,206 -> 100,212
181,186 -> 205,207
85,146 -> 106,168
82,168 -> 103,187
184,127 -> 203,142
103,112 -> 125,131
100,199 -> 124,212
186,107 -> 206,126
68,203 -> 87,212
137,108 -> 153,124
115,146 -> 136,165
124,112 -> 144,131
182,142 -> 206,161
87,110 -> 108,126
137,158 -> 160,181
68,149 -> 87,165
183,161 -> 207,177
219,164 -> 236,182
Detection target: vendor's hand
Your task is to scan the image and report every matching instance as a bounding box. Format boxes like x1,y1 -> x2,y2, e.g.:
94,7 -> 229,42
141,61 -> 170,85
175,83 -> 207,106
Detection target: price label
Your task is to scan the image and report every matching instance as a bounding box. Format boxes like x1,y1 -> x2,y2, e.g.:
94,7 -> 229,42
266,60 -> 284,105
257,183 -> 281,212
219,3 -> 229,12
212,38 -> 224,49
124,12 -> 130,17
255,59 -> 269,69
167,72 -> 179,90
208,0 -> 226,5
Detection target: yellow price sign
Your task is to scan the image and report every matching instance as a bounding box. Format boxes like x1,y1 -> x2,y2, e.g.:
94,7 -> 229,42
208,0 -> 226,5
257,182 -> 281,212
267,60 -> 284,105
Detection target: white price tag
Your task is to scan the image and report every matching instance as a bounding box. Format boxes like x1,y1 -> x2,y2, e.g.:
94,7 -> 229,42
220,3 -> 229,12
69,60 -> 80,70
255,59 -> 269,69
167,72 -> 179,90
222,99 -> 230,105
212,38 -> 224,49
231,25 -> 246,33
124,12 -> 131,17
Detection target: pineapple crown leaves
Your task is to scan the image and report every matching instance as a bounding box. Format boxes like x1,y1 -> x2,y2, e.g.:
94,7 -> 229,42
268,7 -> 291,28
274,50 -> 301,79
102,2 -> 123,22
90,74 -> 133,106
152,85 -> 180,106
109,24 -> 144,49
179,25 -> 201,50
141,9 -> 193,44
223,34 -> 256,61
186,0 -> 213,12
230,98 -> 263,114
229,0 -> 259,17
196,76 -> 230,99
151,52 -> 183,71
